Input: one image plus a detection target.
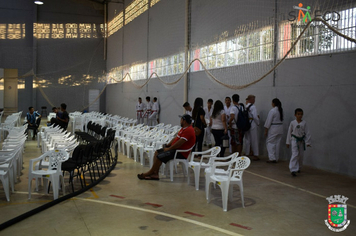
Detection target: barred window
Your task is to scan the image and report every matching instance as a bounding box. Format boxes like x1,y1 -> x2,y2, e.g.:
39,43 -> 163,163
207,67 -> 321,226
190,26 -> 274,72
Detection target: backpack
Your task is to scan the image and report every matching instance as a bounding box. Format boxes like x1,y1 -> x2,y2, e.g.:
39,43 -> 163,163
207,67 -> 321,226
235,103 -> 252,132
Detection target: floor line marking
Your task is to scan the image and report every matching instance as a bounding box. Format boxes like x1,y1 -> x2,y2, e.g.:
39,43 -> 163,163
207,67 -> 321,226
145,202 -> 163,207
184,211 -> 204,217
76,198 -> 244,236
109,194 -> 125,199
230,223 -> 252,230
245,170 -> 356,209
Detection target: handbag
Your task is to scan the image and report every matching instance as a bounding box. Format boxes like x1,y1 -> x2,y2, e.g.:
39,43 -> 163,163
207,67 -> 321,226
221,134 -> 229,148
194,126 -> 202,136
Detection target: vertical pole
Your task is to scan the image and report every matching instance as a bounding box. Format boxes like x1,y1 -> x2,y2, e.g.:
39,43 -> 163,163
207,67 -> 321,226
273,0 -> 278,87
33,4 -> 38,108
122,2 -> 125,93
146,0 -> 150,93
104,1 -> 107,61
184,0 -> 190,106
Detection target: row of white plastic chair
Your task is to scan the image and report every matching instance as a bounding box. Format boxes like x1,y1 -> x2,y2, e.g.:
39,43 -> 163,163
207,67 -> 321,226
0,125 -> 27,201
0,111 -> 23,140
39,126 -> 78,153
116,122 -> 181,167
31,124 -> 79,200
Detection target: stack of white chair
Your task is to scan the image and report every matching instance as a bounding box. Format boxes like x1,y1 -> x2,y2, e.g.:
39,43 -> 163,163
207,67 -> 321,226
0,148 -> 22,201
37,125 -> 63,148
0,113 -> 20,140
0,126 -> 27,201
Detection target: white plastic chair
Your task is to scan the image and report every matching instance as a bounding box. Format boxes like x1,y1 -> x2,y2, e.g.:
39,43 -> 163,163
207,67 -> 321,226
28,149 -> 69,200
206,156 -> 251,211
204,152 -> 239,200
0,165 -> 10,201
0,149 -> 20,201
165,144 -> 195,182
188,146 -> 221,190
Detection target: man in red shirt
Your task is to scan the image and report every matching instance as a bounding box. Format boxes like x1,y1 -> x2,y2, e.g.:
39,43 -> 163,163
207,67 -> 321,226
137,114 -> 196,180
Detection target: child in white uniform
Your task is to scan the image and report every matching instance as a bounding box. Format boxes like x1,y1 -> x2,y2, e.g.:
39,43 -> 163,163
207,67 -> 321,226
286,108 -> 311,176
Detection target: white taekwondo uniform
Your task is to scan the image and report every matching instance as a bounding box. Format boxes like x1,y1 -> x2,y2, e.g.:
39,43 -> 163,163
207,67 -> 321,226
244,103 -> 260,156
286,119 -> 311,172
264,107 -> 283,161
149,101 -> 159,126
145,101 -> 153,125
136,102 -> 145,124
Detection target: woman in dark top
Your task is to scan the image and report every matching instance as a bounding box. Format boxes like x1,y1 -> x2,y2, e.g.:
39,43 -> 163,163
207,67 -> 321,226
192,97 -> 207,152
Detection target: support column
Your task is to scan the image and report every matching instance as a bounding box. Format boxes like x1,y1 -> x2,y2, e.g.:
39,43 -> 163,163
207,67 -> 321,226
183,0 -> 191,108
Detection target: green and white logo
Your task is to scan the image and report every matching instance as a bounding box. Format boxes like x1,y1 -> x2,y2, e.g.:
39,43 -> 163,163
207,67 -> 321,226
324,195 -> 350,232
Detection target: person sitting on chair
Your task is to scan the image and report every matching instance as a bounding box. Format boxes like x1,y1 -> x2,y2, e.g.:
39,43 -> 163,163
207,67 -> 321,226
52,106 -> 62,118
137,114 -> 196,180
50,103 -> 69,129
26,106 -> 42,140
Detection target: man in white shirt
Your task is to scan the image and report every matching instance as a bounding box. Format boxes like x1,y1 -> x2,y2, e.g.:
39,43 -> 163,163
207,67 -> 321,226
244,95 -> 260,161
204,99 -> 213,147
136,97 -> 145,124
149,97 -> 159,126
228,94 -> 243,156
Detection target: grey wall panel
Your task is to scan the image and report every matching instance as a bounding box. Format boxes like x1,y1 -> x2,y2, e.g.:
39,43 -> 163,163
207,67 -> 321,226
107,31 -> 123,70
148,0 -> 185,60
123,12 -> 148,65
191,0 -> 275,47
107,2 -> 124,71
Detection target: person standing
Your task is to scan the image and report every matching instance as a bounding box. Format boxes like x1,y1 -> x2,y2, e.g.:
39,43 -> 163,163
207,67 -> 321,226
264,98 -> 284,163
228,94 -> 244,156
192,97 -> 207,153
183,102 -> 192,116
210,100 -> 228,157
149,97 -> 159,126
145,96 -> 153,125
244,95 -> 260,161
286,108 -> 311,176
26,106 -> 42,140
136,97 -> 145,124
204,99 -> 213,148
224,97 -> 232,153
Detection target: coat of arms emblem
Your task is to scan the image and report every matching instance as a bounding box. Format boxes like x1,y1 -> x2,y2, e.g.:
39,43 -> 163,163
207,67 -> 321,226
324,195 -> 350,232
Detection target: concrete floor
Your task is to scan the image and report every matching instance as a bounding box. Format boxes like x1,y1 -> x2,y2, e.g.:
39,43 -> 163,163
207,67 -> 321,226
0,134 -> 355,236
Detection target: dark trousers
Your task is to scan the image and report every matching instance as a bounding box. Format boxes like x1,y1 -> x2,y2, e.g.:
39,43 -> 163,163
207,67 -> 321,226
27,118 -> 41,137
212,129 -> 226,157
192,128 -> 204,153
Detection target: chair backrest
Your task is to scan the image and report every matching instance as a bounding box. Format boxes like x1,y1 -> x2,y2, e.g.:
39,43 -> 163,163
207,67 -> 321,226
230,156 -> 251,181
48,149 -> 70,172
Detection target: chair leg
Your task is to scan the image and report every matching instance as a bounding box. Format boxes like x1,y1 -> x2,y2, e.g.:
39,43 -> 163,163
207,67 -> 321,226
170,161 -> 174,182
193,166 -> 201,190
219,182 -> 229,212
1,175 -> 10,201
207,181 -> 212,203
239,183 -> 244,208
51,176 -> 59,200
205,175 -> 211,200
